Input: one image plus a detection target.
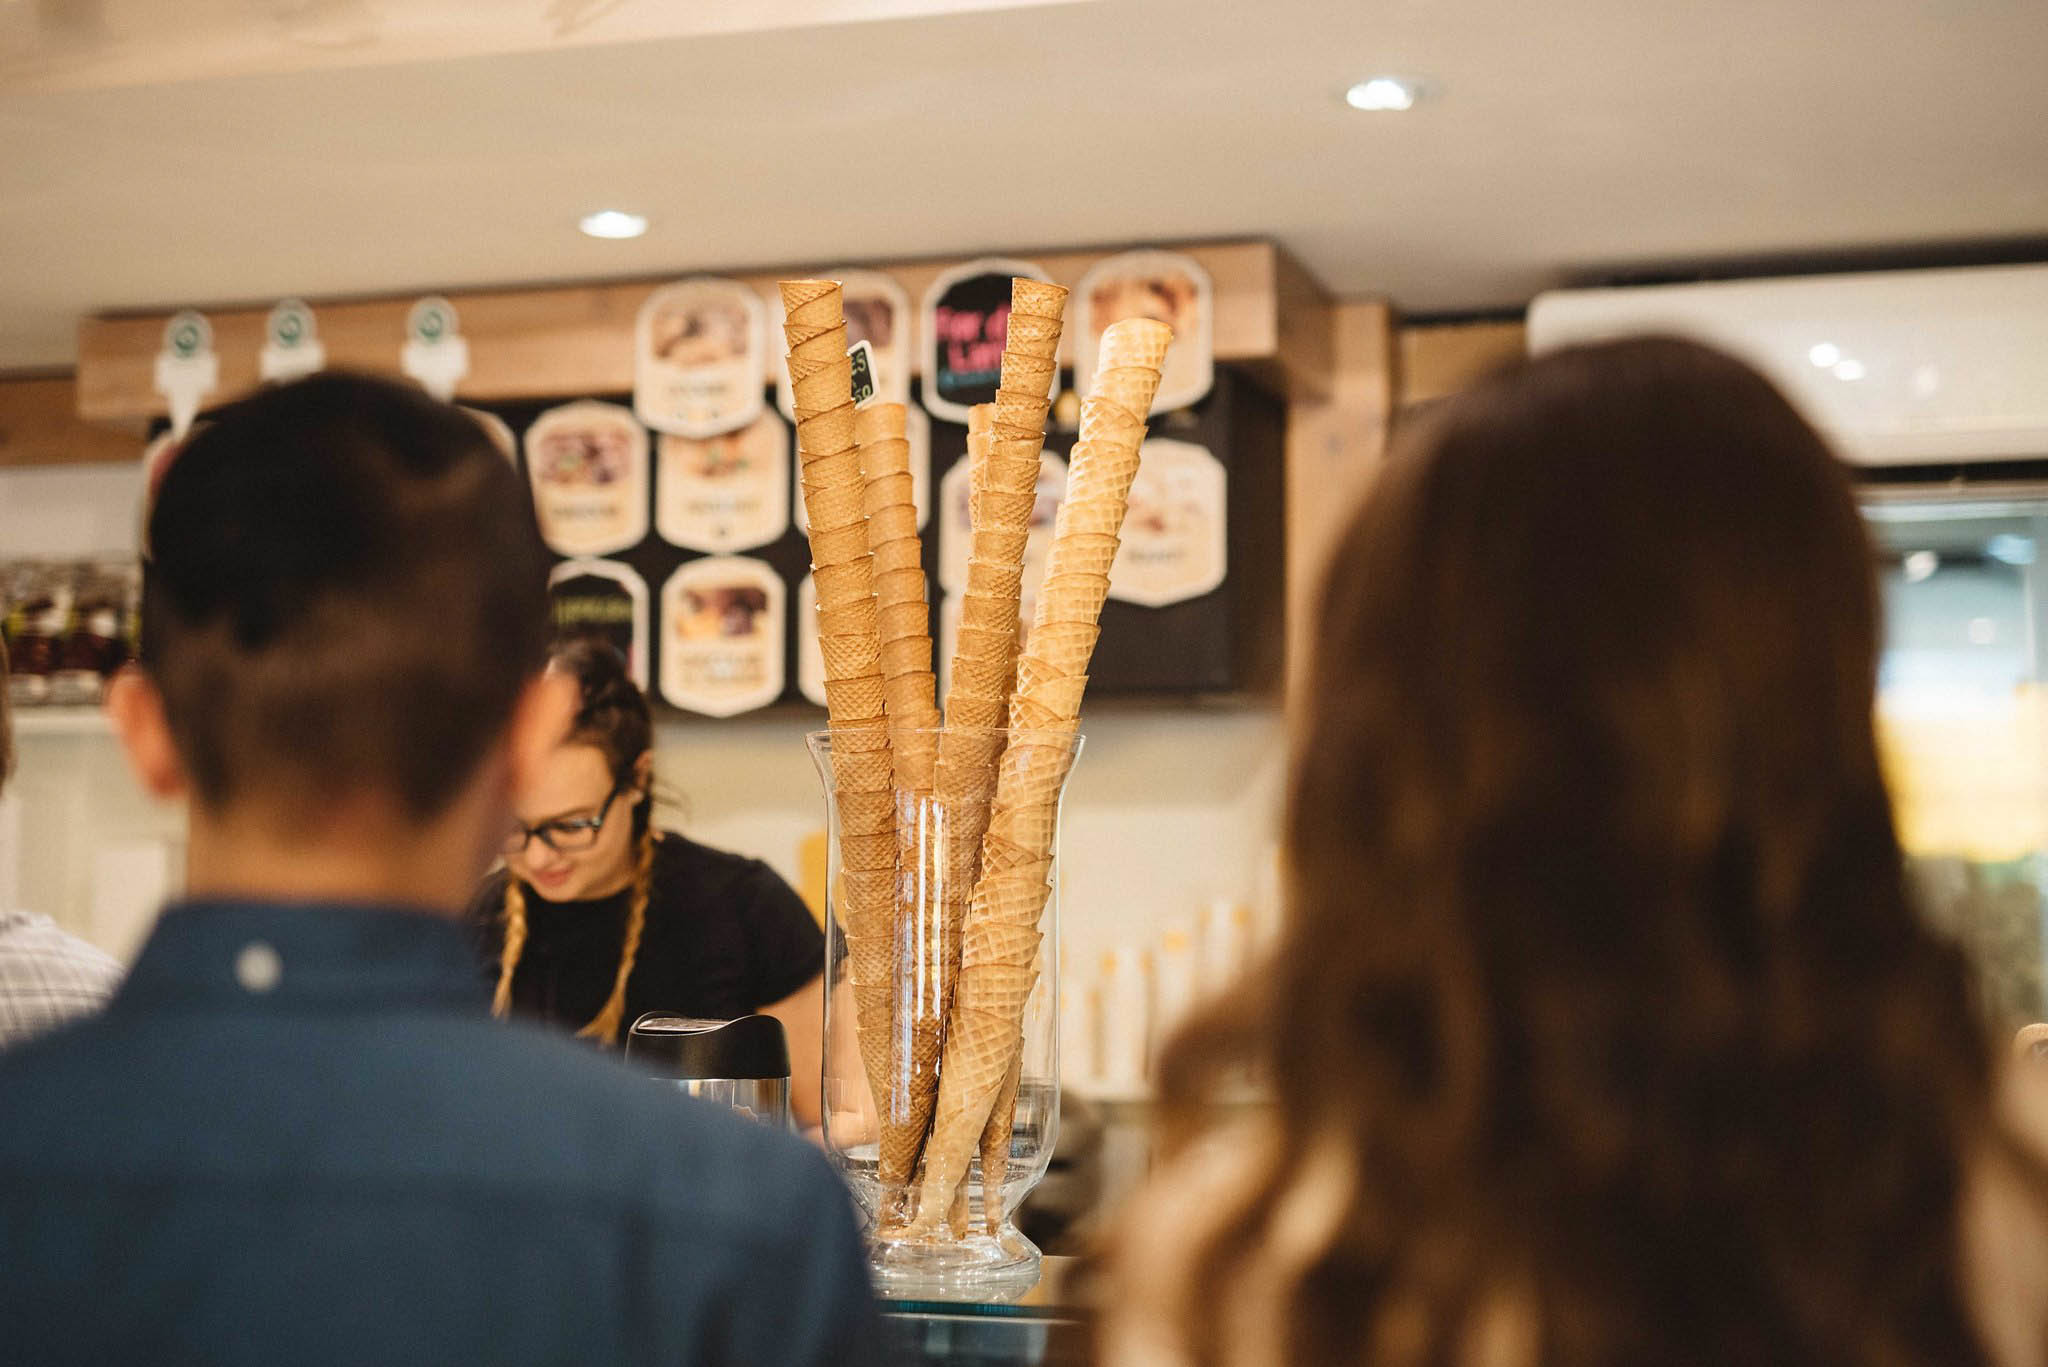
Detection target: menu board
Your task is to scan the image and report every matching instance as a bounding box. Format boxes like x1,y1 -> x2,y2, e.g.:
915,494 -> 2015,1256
774,270 -> 911,420
936,450 -> 1066,596
524,400 -> 650,557
1074,250 -> 1214,414
548,559 -> 650,689
656,412 -> 790,553
1108,439 -> 1228,607
634,278 -> 767,438
920,257 -> 1058,425
659,555 -> 785,717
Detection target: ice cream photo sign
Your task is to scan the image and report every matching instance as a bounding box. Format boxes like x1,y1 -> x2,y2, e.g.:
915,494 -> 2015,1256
523,400 -> 650,557
548,560 -> 650,689
635,278 -> 768,438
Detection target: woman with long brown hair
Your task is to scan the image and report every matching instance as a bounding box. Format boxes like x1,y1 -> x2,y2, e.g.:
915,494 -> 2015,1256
468,638 -> 827,1126
1107,337 -> 2048,1366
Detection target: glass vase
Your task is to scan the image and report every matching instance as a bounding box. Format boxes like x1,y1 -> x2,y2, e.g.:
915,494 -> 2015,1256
807,725 -> 1082,1300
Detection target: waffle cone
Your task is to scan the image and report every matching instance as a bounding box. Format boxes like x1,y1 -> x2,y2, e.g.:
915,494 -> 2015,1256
838,788 -> 896,838
1053,496 -> 1127,539
780,279 -> 841,318
856,401 -> 907,445
841,831 -> 896,874
802,445 -> 863,487
947,695 -> 1006,731
992,390 -> 1053,435
1098,314 -> 1173,368
964,559 -> 1026,602
1020,671 -> 1089,721
1011,279 -> 1069,321
963,918 -> 1042,966
834,753 -> 895,802
812,561 -> 872,607
985,801 -> 1059,856
817,598 -> 879,639
866,485 -> 916,529
1049,528 -> 1120,570
976,488 -> 1037,529
949,651 -> 1011,699
968,403 -> 995,436
802,485 -> 865,534
871,537 -> 921,579
1076,394 -> 1147,443
881,634 -> 933,680
1024,620 -> 1100,662
974,876 -> 1054,928
909,1005 -> 1023,1232
793,368 -> 857,426
825,674 -> 886,719
969,530 -> 1031,569
1003,312 -> 1062,350
999,347 -> 1058,379
1035,574 -> 1110,625
979,1056 -> 1025,1234
842,867 -> 898,910
956,962 -> 1037,1015
830,716 -> 891,750
809,522 -> 869,567
818,632 -> 879,680
954,624 -> 1016,665
1006,696 -> 1066,733
788,323 -> 850,363
872,566 -> 924,609
877,599 -> 930,641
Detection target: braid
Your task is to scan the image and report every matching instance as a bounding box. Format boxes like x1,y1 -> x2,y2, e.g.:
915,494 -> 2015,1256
492,876 -> 529,1018
576,817 -> 656,1046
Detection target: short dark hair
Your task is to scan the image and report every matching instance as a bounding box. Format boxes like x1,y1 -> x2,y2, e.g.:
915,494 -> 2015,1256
141,372 -> 551,819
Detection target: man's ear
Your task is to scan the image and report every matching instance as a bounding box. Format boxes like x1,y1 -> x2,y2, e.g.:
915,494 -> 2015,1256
506,670 -> 578,802
105,667 -> 188,801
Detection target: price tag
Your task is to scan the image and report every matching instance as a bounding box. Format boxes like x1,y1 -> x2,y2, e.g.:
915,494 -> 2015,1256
258,299 -> 325,382
401,296 -> 470,400
152,311 -> 219,439
848,339 -> 878,407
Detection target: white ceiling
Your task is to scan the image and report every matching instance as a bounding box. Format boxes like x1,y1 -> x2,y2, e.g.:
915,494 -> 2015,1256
2,0 -> 2044,371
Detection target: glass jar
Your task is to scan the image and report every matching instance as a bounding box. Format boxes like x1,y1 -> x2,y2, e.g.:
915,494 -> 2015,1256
807,726 -> 1082,1300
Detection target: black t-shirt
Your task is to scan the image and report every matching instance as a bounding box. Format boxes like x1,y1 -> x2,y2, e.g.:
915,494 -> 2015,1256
468,831 -> 824,1035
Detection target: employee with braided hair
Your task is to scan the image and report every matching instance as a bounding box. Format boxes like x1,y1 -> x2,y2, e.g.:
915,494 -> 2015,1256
469,639 -> 826,1126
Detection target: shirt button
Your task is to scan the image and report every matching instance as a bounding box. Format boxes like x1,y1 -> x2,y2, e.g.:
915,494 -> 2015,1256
235,941 -> 283,994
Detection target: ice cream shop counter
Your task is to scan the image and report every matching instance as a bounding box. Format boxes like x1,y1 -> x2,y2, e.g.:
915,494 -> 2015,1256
879,1256 -> 1093,1365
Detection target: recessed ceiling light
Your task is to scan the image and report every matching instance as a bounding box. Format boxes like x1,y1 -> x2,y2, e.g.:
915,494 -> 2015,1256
1345,77 -> 1422,112
579,210 -> 649,240
1833,358 -> 1867,381
1808,342 -> 1841,368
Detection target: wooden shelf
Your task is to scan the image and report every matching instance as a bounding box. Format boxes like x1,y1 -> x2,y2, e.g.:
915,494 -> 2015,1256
73,239 -> 1338,426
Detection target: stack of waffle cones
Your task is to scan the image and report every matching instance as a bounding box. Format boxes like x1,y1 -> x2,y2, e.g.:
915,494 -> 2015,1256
853,400 -> 943,1202
910,316 -> 1173,1232
779,281 -> 902,1176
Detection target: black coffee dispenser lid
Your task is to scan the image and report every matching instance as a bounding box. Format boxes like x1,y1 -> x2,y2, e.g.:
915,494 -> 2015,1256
624,1013 -> 791,1080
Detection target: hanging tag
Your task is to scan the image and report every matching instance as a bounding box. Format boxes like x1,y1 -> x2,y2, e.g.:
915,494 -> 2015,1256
848,339 -> 878,408
401,296 -> 470,400
258,299 -> 326,382
152,311 -> 218,439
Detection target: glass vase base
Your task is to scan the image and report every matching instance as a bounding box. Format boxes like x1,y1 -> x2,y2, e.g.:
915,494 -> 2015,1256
867,1222 -> 1043,1302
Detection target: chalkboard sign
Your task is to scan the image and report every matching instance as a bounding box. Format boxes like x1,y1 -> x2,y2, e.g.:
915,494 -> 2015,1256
920,257 -> 1056,424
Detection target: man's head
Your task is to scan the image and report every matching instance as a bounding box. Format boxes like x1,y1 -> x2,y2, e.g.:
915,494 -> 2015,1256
110,373 -> 573,900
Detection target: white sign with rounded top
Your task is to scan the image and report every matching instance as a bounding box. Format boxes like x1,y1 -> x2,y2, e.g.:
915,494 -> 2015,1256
402,296 -> 471,400
1108,439 -> 1228,607
635,278 -> 768,438
1073,250 -> 1214,414
523,400 -> 650,557
660,556 -> 786,717
656,411 -> 791,553
153,310 -> 218,438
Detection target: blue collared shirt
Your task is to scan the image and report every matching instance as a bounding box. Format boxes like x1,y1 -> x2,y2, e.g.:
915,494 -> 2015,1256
0,899 -> 878,1366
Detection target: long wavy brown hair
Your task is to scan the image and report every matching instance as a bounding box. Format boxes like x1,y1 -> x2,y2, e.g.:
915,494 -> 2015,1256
1136,337 -> 2002,1366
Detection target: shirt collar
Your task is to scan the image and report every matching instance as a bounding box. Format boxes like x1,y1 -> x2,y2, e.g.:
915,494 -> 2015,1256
113,899 -> 488,1014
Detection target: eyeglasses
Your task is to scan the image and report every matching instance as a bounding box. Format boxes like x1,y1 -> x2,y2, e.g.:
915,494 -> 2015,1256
503,781 -> 626,856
